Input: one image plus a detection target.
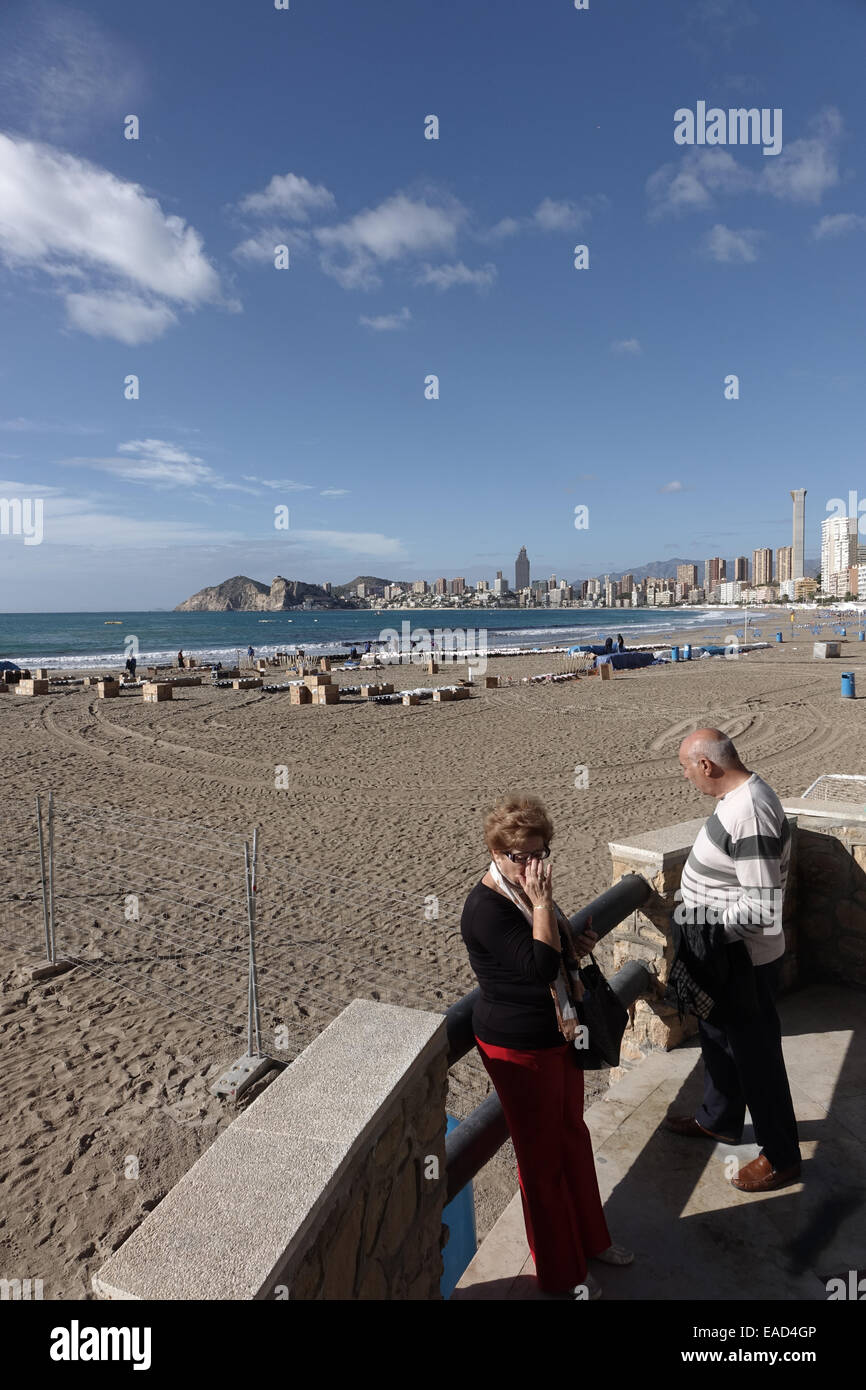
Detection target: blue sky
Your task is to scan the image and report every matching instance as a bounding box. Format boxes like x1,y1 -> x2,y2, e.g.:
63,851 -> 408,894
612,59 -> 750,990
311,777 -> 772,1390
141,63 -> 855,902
0,0 -> 864,609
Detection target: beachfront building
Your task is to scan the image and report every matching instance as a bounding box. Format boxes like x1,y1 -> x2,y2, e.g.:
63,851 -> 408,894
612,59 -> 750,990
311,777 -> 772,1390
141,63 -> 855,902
631,586 -> 644,607
704,557 -> 726,590
857,566 -> 866,601
434,578 -> 447,595
779,579 -> 796,600
795,577 -> 818,600
777,545 -> 793,583
620,572 -> 634,594
791,487 -> 807,579
753,548 -> 773,586
412,580 -> 428,595
493,571 -> 507,596
688,587 -> 705,603
515,546 -> 530,591
449,577 -> 466,596
719,580 -> 744,603
734,556 -> 749,582
821,515 -> 858,597
677,563 -> 698,590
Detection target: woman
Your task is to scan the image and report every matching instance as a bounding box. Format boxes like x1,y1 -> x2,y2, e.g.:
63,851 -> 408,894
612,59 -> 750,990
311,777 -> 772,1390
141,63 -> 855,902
461,793 -> 633,1299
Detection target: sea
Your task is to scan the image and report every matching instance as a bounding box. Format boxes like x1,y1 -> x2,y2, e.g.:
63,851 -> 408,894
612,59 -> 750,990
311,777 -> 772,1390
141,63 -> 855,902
0,607 -> 772,670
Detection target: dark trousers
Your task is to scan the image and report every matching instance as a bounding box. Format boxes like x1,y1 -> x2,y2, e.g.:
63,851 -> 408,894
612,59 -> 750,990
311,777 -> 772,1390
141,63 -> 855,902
695,958 -> 801,1170
474,1036 -> 611,1292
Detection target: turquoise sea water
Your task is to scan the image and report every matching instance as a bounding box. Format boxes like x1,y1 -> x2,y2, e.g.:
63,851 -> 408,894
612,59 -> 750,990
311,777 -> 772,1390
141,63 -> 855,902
0,607 -> 759,669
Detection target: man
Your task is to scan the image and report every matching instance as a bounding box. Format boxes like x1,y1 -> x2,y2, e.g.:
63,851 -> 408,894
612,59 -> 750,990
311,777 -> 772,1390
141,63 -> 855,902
663,728 -> 801,1192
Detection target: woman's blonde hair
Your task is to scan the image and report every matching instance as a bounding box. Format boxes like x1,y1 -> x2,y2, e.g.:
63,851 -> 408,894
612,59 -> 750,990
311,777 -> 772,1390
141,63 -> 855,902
483,793 -> 554,854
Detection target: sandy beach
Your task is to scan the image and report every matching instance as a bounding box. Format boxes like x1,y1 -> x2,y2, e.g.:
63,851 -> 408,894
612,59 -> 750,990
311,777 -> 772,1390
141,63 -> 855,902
3,621 -> 866,1298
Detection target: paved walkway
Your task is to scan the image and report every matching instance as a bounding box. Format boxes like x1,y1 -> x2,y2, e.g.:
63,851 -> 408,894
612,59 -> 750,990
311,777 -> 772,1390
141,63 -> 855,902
452,985 -> 866,1300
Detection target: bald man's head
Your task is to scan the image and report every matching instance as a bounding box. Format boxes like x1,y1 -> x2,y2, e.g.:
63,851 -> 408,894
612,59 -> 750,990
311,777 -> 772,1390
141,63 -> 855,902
678,728 -> 747,796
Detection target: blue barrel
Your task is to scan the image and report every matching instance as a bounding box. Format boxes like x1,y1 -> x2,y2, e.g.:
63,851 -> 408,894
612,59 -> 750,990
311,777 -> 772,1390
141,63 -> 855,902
860,632 -> 865,642
670,646 -> 680,662
683,644 -> 691,660
841,627 -> 847,636
842,672 -> 856,699
776,632 -> 783,642
440,1114 -> 477,1297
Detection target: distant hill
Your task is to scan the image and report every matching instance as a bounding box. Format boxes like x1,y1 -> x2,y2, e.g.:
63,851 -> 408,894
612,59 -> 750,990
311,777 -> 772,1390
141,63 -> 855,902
175,575 -> 358,612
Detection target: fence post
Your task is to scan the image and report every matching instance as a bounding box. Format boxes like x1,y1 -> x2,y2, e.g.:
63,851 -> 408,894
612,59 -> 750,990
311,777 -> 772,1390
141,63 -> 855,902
245,837 -> 261,1056
48,789 -> 56,963
36,795 -> 52,962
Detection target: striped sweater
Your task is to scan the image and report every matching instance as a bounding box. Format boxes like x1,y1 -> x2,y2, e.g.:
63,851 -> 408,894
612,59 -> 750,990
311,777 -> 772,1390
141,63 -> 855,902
678,773 -> 791,966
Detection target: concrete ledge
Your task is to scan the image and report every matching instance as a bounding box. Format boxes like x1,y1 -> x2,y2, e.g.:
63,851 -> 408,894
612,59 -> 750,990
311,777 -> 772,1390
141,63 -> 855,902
608,819 -> 706,869
94,999 -> 447,1300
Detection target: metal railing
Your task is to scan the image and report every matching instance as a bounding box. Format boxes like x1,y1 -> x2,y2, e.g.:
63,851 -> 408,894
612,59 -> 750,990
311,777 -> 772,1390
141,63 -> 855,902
444,873 -> 655,1203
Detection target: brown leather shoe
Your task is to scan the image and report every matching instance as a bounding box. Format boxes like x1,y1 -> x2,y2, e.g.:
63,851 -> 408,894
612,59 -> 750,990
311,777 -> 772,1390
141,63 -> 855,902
730,1153 -> 802,1192
663,1114 -> 737,1142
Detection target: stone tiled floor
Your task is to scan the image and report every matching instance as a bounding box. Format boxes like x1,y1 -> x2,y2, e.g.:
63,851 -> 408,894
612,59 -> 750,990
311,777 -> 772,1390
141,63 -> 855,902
452,986 -> 866,1300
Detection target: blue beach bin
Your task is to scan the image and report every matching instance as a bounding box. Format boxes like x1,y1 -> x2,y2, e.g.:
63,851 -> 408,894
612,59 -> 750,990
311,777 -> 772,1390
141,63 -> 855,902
776,632 -> 783,642
670,646 -> 680,662
682,644 -> 691,660
440,1113 -> 478,1297
842,672 -> 856,699
859,632 -> 865,642
841,628 -> 847,636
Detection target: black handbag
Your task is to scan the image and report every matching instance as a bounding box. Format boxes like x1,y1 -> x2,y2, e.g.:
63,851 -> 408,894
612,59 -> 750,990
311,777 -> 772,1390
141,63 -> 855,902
571,953 -> 629,1070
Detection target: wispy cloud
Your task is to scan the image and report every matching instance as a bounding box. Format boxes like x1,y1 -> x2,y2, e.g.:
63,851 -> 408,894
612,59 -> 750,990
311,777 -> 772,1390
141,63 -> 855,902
0,417 -> 102,434
647,108 -> 844,220
236,172 -> 337,220
703,223 -> 763,262
359,306 -> 411,330
414,262 -> 496,292
320,488 -> 349,497
0,478 -> 245,548
0,133 -> 226,343
241,476 -> 314,492
659,480 -> 684,493
812,212 -> 866,240
0,2 -> 145,144
487,196 -> 606,240
62,440 -> 256,492
314,191 -> 466,290
611,338 -> 641,355
290,529 -> 408,559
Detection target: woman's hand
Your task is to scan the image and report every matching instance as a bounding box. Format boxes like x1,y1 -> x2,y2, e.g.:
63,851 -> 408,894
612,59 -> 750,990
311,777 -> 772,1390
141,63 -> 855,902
523,857 -> 553,908
573,914 -> 598,957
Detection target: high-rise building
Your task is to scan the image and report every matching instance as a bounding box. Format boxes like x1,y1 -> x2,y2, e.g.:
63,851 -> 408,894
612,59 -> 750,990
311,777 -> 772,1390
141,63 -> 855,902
734,556 -> 749,582
821,515 -> 857,596
434,577 -> 447,595
704,557 -> 726,590
776,546 -> 793,583
620,573 -> 634,594
677,564 -> 698,589
413,580 -> 428,594
790,488 -> 807,580
515,546 -> 530,591
493,570 -> 506,596
548,574 -> 557,590
450,577 -> 466,595
753,548 -> 773,586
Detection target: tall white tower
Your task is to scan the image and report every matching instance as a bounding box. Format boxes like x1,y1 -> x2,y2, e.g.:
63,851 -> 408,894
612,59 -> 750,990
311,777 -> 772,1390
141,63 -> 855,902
790,488 -> 807,581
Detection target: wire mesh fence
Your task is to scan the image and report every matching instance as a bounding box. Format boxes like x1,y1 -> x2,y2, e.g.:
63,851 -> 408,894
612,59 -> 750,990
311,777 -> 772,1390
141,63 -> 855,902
1,797 -> 470,1065
801,774 -> 866,806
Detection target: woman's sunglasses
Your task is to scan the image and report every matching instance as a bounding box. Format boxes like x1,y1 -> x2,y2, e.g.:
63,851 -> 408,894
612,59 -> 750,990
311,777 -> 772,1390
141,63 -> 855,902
504,846 -> 550,864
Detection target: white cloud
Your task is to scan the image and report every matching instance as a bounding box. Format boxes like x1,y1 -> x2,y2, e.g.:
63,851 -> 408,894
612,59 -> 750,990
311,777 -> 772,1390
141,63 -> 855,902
0,479 -> 244,548
415,261 -> 496,291
485,196 -> 606,241
489,216 -> 522,239
290,529 -> 408,559
646,107 -> 844,219
314,192 -> 465,289
0,3 -> 145,144
231,227 -> 313,264
0,133 -> 224,341
241,476 -> 314,491
237,172 -> 336,220
703,223 -> 762,262
359,306 -> 412,330
812,212 -> 866,240
320,488 -> 349,496
659,480 -> 684,493
63,440 -> 257,492
611,338 -> 642,355
533,198 -> 591,232
64,291 -> 178,344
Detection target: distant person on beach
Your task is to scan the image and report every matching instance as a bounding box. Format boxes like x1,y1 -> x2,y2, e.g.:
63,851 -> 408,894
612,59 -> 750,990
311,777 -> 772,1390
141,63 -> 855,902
603,636 -> 614,654
247,645 -> 255,663
349,647 -> 359,661
663,730 -> 800,1193
616,634 -> 625,653
364,641 -> 371,654
461,794 -> 633,1299
125,655 -> 137,679
177,650 -> 184,669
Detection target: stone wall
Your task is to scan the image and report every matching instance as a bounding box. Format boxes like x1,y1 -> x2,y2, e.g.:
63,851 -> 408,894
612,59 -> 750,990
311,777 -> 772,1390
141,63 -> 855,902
781,799 -> 866,991
94,1000 -> 449,1301
285,1047 -> 449,1300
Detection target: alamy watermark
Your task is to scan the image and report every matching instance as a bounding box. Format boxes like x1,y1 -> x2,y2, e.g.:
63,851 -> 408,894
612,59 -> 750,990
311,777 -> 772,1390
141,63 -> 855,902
673,886 -> 783,933
377,621 -> 488,676
0,497 -> 43,545
674,103 -> 782,156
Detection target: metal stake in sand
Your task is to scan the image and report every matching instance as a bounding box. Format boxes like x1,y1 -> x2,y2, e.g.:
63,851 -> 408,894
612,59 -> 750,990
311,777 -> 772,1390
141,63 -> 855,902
246,832 -> 262,1057
48,789 -> 56,963
36,794 -> 51,960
